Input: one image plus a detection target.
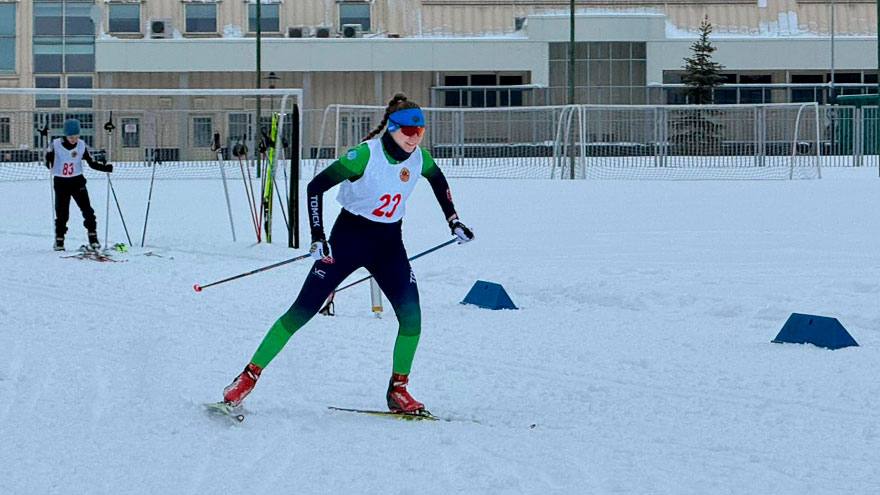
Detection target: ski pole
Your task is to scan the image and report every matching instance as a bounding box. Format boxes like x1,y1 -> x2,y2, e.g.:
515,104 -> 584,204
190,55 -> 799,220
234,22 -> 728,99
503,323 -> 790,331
141,154 -> 157,247
103,114 -> 115,248
38,124 -> 53,233
107,175 -> 132,246
319,238 -> 457,316
213,132 -> 236,242
193,253 -> 311,292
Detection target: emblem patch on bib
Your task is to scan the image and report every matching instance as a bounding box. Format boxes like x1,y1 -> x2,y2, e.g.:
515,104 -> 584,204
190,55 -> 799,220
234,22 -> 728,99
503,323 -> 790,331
400,167 -> 411,183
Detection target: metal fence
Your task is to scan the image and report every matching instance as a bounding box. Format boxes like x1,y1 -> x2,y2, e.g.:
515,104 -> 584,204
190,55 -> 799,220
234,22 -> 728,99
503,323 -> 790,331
310,103 -> 822,180
0,88 -> 303,181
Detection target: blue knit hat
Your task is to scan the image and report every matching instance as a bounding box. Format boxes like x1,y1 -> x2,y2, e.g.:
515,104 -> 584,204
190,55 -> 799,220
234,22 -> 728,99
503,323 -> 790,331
64,119 -> 81,137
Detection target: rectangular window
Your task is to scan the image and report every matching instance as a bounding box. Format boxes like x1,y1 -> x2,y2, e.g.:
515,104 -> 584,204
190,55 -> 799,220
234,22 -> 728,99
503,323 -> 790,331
228,113 -> 253,143
499,75 -> 524,107
248,4 -> 280,33
68,76 -> 93,108
470,74 -> 497,108
34,38 -> 64,73
0,117 -> 10,144
186,4 -> 217,33
122,118 -> 140,148
36,77 -> 62,109
339,3 -> 370,32
0,3 -> 15,72
64,36 -> 96,72
739,74 -> 771,104
443,75 -> 468,107
109,3 -> 141,33
64,3 -> 96,36
34,2 -> 63,36
193,117 -> 213,147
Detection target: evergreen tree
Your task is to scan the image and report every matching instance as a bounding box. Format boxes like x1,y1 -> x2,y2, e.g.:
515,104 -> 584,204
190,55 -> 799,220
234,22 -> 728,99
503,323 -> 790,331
670,16 -> 726,156
681,16 -> 725,105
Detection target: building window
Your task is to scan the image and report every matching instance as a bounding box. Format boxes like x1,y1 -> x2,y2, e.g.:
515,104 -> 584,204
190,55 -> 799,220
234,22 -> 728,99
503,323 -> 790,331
248,4 -> 280,33
108,3 -> 141,33
64,3 -> 96,36
499,75 -> 524,107
186,3 -> 217,33
36,76 -> 62,109
34,38 -> 64,73
339,2 -> 370,32
33,1 -> 96,74
228,113 -> 253,143
549,41 -> 647,105
0,3 -> 15,72
0,117 -> 10,144
122,118 -> 140,148
65,36 -> 95,72
68,76 -> 93,109
193,117 -> 213,147
443,75 -> 468,107
441,74 -> 526,108
34,2 -> 63,36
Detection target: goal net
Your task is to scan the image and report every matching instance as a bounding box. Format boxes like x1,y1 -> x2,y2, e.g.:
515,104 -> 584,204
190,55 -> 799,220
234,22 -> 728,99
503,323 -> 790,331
310,105 -> 566,179
555,103 -> 821,180
0,88 -> 303,246
311,103 -> 821,181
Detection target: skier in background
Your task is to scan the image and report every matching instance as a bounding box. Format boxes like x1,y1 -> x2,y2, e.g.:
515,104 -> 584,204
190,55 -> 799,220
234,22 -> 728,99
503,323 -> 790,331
221,93 -> 475,414
46,118 -> 113,251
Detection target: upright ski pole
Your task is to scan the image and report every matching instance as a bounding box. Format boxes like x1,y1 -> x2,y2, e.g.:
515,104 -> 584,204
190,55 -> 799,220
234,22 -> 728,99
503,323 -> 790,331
141,151 -> 157,247
107,175 -> 132,246
38,124 -> 53,234
234,140 -> 260,241
103,113 -> 115,248
213,132 -> 236,242
193,253 -> 311,292
319,239 -> 458,316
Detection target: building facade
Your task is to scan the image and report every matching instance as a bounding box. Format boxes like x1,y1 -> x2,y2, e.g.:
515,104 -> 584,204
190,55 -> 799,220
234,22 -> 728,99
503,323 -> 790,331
1,0 -> 878,157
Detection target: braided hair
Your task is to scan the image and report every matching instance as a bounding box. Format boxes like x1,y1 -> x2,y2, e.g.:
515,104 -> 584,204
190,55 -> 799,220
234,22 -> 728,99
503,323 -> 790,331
363,93 -> 421,141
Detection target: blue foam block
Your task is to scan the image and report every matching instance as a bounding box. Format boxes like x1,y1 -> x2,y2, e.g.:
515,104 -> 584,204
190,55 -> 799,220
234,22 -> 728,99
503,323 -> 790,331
461,280 -> 517,310
772,313 -> 858,350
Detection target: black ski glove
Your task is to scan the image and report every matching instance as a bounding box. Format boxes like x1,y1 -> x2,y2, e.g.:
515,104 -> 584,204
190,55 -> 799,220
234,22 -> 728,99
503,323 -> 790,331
449,219 -> 475,244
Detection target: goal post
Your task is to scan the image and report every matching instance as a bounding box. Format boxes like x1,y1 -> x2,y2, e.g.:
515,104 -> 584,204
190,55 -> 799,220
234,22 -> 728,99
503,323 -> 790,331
311,102 -> 821,181
0,87 -> 304,247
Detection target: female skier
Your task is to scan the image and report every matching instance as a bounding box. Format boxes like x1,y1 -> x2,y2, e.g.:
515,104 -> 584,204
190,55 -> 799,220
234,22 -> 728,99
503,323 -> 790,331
221,94 -> 474,414
46,118 -> 113,251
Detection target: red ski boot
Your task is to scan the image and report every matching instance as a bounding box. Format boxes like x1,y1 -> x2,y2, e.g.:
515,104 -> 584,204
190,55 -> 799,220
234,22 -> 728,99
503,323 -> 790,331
386,373 -> 425,413
223,363 -> 262,406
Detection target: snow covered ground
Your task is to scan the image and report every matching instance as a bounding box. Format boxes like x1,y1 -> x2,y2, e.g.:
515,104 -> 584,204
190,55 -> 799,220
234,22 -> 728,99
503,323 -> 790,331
1,168 -> 879,494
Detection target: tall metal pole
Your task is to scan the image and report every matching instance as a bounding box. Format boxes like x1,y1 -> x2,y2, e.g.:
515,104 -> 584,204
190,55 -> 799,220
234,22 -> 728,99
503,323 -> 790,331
568,0 -> 575,106
255,0 -> 262,179
830,0 -> 836,103
568,0 -> 576,179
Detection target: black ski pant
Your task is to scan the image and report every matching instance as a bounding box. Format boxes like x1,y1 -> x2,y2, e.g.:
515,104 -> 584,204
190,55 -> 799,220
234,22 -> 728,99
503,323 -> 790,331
54,175 -> 97,237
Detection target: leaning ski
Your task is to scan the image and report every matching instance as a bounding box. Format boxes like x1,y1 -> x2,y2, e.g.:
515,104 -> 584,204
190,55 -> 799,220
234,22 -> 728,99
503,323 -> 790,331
327,406 -> 439,422
261,113 -> 280,243
204,402 -> 245,423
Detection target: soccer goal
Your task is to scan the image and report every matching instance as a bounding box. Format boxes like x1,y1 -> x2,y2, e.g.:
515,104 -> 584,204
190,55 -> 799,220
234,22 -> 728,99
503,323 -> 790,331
310,104 -> 566,179
0,87 -> 303,247
311,102 -> 821,181
552,102 -> 822,180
